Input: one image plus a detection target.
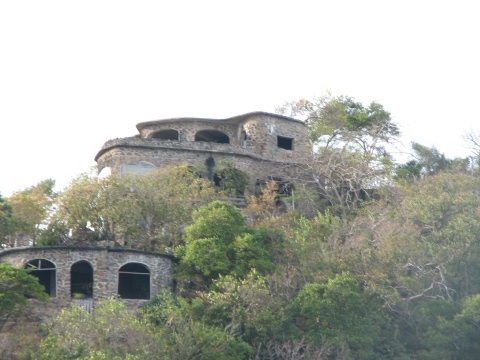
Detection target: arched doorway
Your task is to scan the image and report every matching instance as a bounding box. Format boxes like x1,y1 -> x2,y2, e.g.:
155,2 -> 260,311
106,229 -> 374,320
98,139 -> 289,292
118,263 -> 150,299
70,261 -> 93,298
25,259 -> 56,297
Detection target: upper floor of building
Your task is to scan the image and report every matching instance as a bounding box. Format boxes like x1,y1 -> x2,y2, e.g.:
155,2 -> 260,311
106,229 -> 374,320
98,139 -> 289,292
95,112 -> 311,169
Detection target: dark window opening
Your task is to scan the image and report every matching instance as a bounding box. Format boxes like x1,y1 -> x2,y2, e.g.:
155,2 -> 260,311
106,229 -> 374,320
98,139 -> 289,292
277,136 -> 293,150
118,263 -> 150,300
213,173 -> 222,187
279,182 -> 294,197
25,259 -> 56,297
151,129 -> 179,140
195,130 -> 230,144
71,261 -> 93,299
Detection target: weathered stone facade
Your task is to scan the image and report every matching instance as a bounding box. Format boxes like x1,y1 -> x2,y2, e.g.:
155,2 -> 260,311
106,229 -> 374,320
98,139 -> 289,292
95,112 -> 312,187
0,112 -> 313,313
0,246 -> 174,304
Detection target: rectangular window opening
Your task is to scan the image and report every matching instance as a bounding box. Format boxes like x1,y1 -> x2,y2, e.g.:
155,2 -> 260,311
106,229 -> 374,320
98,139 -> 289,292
277,136 -> 293,150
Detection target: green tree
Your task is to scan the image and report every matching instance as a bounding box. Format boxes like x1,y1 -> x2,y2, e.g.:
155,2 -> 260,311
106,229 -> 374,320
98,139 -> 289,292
262,210 -> 348,304
0,263 -> 48,320
411,295 -> 480,359
189,270 -> 284,346
290,273 -> 378,359
410,142 -> 453,175
184,200 -> 247,245
407,300 -> 460,358
346,171 -> 480,357
394,159 -> 424,180
276,93 -> 399,218
395,142 -> 468,180
446,294 -> 480,358
175,201 -> 275,287
41,167 -> 217,250
7,179 -> 56,245
36,297 -> 155,359
393,172 -> 480,301
276,93 -> 399,148
38,172 -> 110,245
143,293 -> 252,360
0,193 -> 14,246
214,160 -> 249,196
29,295 -> 251,360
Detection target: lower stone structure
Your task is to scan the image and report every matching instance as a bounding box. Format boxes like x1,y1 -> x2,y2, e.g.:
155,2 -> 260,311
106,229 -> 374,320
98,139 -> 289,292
0,246 -> 174,304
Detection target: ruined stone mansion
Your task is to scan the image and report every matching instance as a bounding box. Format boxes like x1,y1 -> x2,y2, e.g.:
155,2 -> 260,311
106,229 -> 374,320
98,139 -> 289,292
95,111 -> 311,191
0,112 -> 311,306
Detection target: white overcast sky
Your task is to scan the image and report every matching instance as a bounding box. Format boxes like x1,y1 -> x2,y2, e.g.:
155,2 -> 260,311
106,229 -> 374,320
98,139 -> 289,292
1,1 -> 479,197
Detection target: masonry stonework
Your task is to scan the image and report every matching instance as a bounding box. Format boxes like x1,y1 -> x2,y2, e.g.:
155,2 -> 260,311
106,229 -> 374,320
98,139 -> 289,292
95,112 -> 312,187
0,246 -> 174,304
0,112 -> 313,312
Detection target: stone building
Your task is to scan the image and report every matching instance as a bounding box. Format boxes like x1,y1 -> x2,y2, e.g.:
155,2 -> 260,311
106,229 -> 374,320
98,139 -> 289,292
0,112 -> 312,309
95,112 -> 312,192
0,246 -> 174,307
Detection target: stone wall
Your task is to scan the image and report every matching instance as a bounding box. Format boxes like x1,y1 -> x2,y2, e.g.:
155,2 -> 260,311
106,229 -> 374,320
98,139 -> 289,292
97,141 -> 305,186
95,112 -> 312,189
134,113 -> 311,160
0,246 -> 174,303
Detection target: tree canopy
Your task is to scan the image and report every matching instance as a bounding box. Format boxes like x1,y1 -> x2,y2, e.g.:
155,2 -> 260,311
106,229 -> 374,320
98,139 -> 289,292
276,93 -> 400,219
38,166 -> 217,250
5,92 -> 480,359
0,263 -> 48,320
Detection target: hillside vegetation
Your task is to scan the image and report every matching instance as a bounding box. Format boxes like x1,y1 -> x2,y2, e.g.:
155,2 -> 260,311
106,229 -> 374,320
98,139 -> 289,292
3,94 -> 480,359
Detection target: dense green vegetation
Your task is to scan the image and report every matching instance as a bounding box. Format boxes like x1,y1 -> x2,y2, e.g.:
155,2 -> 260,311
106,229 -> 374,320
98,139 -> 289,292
0,263 -> 48,319
3,94 -> 480,359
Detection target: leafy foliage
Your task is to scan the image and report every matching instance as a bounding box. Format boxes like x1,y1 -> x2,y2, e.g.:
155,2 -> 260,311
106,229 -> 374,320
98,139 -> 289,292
190,270 -> 283,345
40,166 -> 217,250
36,297 -> 153,360
290,273 -> 378,358
277,93 -> 399,218
175,201 -> 275,286
35,295 -> 251,360
276,93 -> 399,148
0,194 -> 14,246
1,180 -> 56,247
395,142 -> 469,179
0,263 -> 48,319
9,93 -> 480,359
214,160 -> 249,196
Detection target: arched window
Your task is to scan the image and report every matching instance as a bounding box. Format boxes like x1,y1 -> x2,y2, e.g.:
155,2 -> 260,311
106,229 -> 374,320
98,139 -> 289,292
151,129 -> 179,140
195,130 -> 230,144
25,259 -> 56,297
71,261 -> 93,299
118,263 -> 150,300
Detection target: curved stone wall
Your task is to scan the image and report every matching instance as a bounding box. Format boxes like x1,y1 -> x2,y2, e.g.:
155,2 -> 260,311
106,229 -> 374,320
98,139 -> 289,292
0,246 -> 174,302
95,112 -> 312,188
